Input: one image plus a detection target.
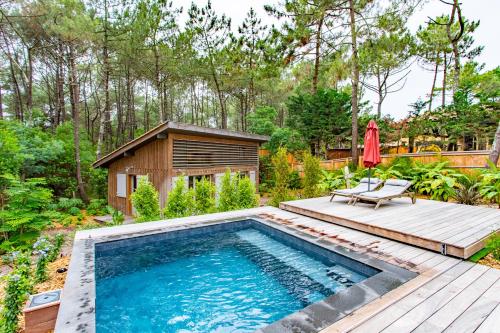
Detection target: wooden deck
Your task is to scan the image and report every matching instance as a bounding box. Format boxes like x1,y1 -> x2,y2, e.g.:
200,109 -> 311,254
259,207 -> 500,333
279,196 -> 500,259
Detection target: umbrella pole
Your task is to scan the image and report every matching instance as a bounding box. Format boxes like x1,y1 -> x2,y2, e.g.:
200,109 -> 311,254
368,167 -> 371,191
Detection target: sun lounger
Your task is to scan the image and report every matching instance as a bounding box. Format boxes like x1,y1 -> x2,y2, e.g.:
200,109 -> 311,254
352,179 -> 416,209
330,178 -> 382,204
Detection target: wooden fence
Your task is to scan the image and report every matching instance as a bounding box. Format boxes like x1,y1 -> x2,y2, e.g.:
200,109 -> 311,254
291,150 -> 497,173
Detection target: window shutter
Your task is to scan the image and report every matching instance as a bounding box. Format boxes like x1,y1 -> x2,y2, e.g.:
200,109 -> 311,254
214,173 -> 224,201
116,174 -> 126,198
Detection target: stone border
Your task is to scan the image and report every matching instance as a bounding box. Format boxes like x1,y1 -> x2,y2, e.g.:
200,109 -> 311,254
55,207 -> 416,333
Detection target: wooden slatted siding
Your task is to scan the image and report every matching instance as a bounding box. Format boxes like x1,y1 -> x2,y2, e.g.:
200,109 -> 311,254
173,139 -> 258,168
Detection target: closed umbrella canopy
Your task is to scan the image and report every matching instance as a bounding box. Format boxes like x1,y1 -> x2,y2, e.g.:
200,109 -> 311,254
363,120 -> 381,191
363,120 -> 381,168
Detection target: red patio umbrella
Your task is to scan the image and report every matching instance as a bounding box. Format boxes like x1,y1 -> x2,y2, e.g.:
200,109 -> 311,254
363,120 -> 381,190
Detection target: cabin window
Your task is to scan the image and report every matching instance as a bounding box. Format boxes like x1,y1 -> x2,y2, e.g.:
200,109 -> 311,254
116,174 -> 126,198
188,175 -> 213,189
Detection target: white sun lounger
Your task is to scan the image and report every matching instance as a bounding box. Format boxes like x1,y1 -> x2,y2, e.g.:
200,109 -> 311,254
330,178 -> 382,204
352,179 -> 416,209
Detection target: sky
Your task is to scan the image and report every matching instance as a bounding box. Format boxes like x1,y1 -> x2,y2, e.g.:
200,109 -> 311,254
172,0 -> 499,120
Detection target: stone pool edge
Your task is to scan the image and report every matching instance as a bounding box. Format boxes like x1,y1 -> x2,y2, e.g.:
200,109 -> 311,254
54,207 -> 417,333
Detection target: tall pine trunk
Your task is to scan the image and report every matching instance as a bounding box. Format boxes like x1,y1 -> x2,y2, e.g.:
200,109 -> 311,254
349,0 -> 360,167
428,53 -> 439,112
488,121 -> 500,167
97,0 -> 111,159
68,45 -> 89,203
442,54 -> 447,107
312,13 -> 324,94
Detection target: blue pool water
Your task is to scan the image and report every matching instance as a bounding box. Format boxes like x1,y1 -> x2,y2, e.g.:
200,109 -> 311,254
95,221 -> 373,332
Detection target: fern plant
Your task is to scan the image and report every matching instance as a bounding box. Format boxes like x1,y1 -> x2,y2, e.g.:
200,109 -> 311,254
0,176 -> 53,251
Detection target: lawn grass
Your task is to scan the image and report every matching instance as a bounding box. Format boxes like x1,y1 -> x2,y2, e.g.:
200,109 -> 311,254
468,248 -> 490,263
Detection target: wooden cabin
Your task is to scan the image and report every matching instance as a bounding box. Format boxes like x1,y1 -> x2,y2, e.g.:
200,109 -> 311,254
93,122 -> 269,215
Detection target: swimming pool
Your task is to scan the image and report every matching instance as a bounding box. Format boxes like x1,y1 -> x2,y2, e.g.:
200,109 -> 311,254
95,219 -> 388,332
56,213 -> 417,333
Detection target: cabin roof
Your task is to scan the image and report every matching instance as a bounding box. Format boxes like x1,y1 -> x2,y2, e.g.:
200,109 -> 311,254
92,121 -> 269,168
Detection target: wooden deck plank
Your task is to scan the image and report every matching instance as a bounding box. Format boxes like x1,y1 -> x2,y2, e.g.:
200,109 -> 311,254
380,264 -> 489,333
442,276 -> 500,333
412,268 -> 500,333
474,303 -> 500,333
429,212 -> 500,240
321,257 -> 462,333
405,209 -> 495,236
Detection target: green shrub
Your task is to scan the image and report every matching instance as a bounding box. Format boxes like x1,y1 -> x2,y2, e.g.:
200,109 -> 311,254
452,176 -> 482,206
218,169 -> 239,212
373,164 -> 404,181
68,206 -> 81,216
163,177 -> 194,218
269,147 -> 294,207
258,182 -> 271,194
57,197 -> 84,211
33,236 -> 53,283
479,162 -> 500,208
86,199 -> 108,216
411,161 -> 464,201
302,151 -> 322,198
130,178 -> 160,222
288,171 -> 302,189
259,155 -> 274,186
194,177 -> 216,214
61,216 -> 73,227
237,176 -> 259,209
319,169 -> 345,191
34,253 -> 49,283
485,233 -> 500,260
47,234 -> 65,262
1,252 -> 32,333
